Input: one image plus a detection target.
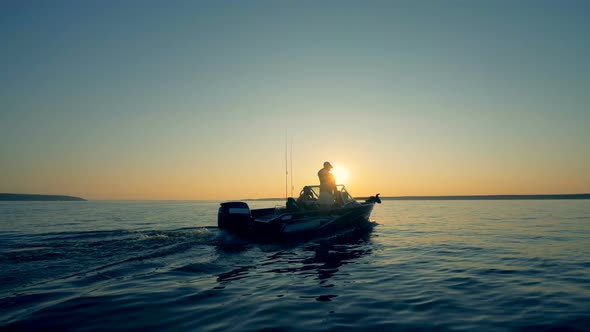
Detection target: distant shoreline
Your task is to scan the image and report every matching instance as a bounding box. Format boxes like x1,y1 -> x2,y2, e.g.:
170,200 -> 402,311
0,193 -> 87,201
370,194 -> 590,201
245,194 -> 590,201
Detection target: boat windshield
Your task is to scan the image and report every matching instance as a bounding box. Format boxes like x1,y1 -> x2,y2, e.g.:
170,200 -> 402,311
301,185 -> 355,204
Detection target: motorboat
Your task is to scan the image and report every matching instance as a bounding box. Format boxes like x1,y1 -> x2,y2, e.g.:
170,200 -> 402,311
218,185 -> 380,240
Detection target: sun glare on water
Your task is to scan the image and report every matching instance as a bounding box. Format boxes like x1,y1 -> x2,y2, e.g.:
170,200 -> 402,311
331,166 -> 350,185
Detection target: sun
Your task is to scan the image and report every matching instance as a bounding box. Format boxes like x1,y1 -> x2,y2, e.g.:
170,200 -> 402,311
331,166 -> 349,184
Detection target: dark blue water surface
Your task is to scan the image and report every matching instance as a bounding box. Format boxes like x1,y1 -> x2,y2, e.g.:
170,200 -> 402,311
1,200 -> 589,331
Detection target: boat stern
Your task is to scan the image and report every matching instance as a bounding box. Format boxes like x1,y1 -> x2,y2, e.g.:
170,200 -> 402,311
218,202 -> 252,235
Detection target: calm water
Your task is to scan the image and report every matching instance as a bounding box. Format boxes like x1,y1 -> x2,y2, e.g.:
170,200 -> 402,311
1,200 -> 589,331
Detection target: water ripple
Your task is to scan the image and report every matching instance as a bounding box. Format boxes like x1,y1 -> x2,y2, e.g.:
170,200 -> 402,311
1,200 -> 589,331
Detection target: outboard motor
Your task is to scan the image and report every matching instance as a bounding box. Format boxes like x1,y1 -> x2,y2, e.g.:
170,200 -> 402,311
218,202 -> 252,235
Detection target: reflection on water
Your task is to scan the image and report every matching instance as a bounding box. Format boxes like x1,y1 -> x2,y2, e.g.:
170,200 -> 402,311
215,224 -> 375,291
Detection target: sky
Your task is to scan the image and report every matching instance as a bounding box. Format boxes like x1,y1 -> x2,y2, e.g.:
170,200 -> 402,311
1,0 -> 589,200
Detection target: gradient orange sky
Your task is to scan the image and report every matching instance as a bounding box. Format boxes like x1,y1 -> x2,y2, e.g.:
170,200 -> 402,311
1,1 -> 589,200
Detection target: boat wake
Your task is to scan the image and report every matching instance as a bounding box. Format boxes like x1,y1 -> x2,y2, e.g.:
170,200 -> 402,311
1,222 -> 377,299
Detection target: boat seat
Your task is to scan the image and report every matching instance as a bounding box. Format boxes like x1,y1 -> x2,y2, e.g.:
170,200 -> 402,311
286,197 -> 300,212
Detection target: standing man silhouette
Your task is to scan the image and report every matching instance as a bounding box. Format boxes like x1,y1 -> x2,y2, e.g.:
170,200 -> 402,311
317,161 -> 336,208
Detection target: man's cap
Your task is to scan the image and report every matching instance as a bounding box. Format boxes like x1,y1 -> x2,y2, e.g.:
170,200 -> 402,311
324,161 -> 333,168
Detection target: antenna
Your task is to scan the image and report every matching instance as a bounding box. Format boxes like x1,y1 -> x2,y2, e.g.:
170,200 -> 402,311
285,130 -> 288,200
290,135 -> 294,197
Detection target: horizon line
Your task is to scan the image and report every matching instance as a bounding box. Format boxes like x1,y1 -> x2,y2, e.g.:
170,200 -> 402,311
89,193 -> 590,201
2,193 -> 590,202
